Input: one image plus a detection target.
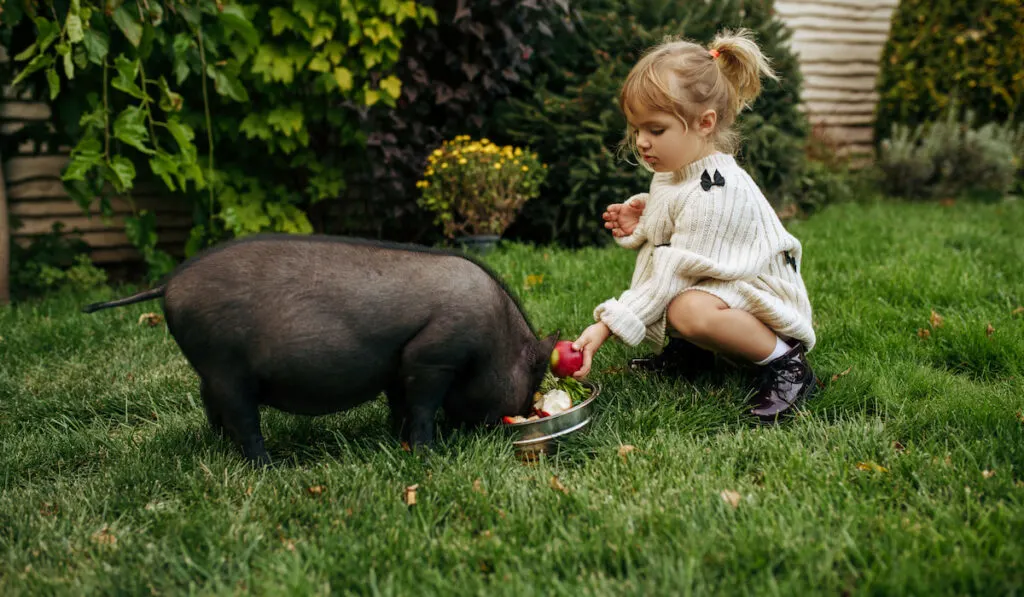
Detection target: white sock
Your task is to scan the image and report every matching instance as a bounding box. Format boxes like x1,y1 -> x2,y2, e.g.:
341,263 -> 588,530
754,336 -> 792,366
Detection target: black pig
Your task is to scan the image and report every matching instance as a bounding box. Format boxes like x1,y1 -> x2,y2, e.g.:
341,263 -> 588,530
83,234 -> 558,466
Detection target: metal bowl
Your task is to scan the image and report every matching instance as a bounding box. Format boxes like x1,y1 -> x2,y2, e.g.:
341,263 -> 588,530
505,380 -> 600,457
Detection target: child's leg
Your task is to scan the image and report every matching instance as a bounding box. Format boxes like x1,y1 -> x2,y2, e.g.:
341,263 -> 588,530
665,290 -> 780,362
666,290 -> 816,421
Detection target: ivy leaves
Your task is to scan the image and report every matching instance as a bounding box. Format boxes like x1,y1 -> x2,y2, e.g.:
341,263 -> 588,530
6,0 -> 436,281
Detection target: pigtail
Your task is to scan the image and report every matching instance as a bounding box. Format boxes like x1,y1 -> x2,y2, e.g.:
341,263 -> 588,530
708,28 -> 778,114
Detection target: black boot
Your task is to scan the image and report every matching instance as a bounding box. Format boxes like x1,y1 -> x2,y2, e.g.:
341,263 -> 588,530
749,343 -> 817,423
629,337 -> 716,377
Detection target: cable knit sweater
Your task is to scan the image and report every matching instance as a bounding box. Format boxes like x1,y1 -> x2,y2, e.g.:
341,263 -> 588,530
593,152 -> 817,352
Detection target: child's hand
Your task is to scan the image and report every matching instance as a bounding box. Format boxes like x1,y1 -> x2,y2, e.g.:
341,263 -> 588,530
603,195 -> 646,237
571,322 -> 611,379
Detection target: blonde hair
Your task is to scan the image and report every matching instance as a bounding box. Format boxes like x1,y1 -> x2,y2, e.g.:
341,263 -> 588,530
618,28 -> 779,171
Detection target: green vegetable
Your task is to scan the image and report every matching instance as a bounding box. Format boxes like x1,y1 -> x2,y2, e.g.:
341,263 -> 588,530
539,372 -> 591,405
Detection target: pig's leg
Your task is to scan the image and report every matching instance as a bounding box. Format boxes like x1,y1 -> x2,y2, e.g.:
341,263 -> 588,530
386,381 -> 410,443
402,367 -> 454,451
205,375 -> 270,467
199,379 -> 226,438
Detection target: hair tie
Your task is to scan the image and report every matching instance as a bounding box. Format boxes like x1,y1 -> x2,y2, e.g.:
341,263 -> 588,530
709,49 -> 720,59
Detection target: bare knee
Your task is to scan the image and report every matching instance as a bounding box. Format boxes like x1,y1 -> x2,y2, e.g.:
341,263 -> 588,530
667,291 -> 727,342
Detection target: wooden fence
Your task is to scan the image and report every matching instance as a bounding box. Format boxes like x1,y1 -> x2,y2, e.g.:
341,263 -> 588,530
1,48 -> 190,266
775,0 -> 900,158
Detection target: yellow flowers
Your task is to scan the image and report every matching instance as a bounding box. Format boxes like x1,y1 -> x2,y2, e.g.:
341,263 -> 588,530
416,135 -> 548,240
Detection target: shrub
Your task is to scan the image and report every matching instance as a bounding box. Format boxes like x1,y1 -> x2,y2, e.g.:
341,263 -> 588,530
875,0 -> 1024,147
9,224 -> 108,300
492,0 -> 810,246
329,0 -> 572,243
415,136 -> 547,239
876,107 -> 1022,200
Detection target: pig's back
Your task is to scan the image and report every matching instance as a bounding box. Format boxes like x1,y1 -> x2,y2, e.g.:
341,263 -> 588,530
163,234 -> 513,361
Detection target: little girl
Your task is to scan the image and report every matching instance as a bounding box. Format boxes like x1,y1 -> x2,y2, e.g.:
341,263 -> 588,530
571,29 -> 817,422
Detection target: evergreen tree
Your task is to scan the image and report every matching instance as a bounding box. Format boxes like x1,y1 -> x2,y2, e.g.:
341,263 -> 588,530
495,0 -> 808,247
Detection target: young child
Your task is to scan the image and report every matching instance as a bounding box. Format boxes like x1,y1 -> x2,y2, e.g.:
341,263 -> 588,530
571,29 -> 817,422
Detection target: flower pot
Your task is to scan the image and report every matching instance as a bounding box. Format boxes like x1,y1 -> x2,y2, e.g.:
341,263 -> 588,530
455,234 -> 501,254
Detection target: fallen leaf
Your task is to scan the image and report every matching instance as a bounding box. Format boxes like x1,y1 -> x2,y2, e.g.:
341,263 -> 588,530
39,502 -> 59,517
472,479 -> 485,494
939,198 -> 956,207
550,475 -> 569,495
929,310 -> 944,328
892,441 -> 906,453
307,485 -> 325,497
618,444 -> 636,463
1016,411 -> 1024,423
281,538 -> 296,551
917,328 -> 931,339
524,274 -> 544,290
831,366 -> 853,383
138,312 -> 163,327
91,526 -> 117,546
985,323 -> 995,337
403,484 -> 419,506
1012,306 -> 1024,316
982,470 -> 996,479
245,485 -> 253,496
719,490 -> 741,508
856,461 -> 888,473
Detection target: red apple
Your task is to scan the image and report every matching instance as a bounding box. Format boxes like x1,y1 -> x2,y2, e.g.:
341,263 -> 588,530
550,340 -> 584,377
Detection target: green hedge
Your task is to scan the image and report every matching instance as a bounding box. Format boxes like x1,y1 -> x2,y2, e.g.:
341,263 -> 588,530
875,0 -> 1024,147
494,0 -> 810,247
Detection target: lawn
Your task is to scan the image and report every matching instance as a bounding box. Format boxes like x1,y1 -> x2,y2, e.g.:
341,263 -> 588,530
2,197 -> 1023,595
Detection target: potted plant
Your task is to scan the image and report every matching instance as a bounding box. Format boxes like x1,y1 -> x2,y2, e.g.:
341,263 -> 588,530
416,135 -> 547,253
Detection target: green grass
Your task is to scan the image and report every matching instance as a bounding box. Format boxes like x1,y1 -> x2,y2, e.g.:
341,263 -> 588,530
2,197 -> 1024,595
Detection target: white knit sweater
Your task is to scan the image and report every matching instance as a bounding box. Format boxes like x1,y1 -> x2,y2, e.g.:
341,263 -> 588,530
594,152 -> 817,352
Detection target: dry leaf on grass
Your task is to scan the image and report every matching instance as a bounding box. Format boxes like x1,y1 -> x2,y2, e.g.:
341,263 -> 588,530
831,367 -> 853,383
307,485 -> 325,497
403,484 -> 419,506
917,328 -> 931,339
1012,306 -> 1024,316
719,490 -> 741,508
985,323 -> 995,337
856,461 -> 888,473
930,310 -> 944,328
982,470 -> 996,479
892,441 -> 906,453
92,526 -> 117,547
618,445 -> 636,463
524,274 -> 545,290
472,479 -> 485,494
550,476 -> 569,495
939,198 -> 956,207
138,313 -> 163,327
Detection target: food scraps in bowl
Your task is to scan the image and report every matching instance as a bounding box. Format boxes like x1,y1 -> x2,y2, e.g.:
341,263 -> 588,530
502,373 -> 592,424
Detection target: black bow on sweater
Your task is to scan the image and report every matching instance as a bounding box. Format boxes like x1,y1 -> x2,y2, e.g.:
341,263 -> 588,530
700,169 -> 725,191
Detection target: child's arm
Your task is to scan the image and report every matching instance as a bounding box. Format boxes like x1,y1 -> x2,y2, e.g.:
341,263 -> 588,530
593,186 -> 772,346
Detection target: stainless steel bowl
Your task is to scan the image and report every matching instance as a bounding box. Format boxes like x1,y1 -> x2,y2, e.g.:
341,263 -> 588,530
505,380 -> 600,457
